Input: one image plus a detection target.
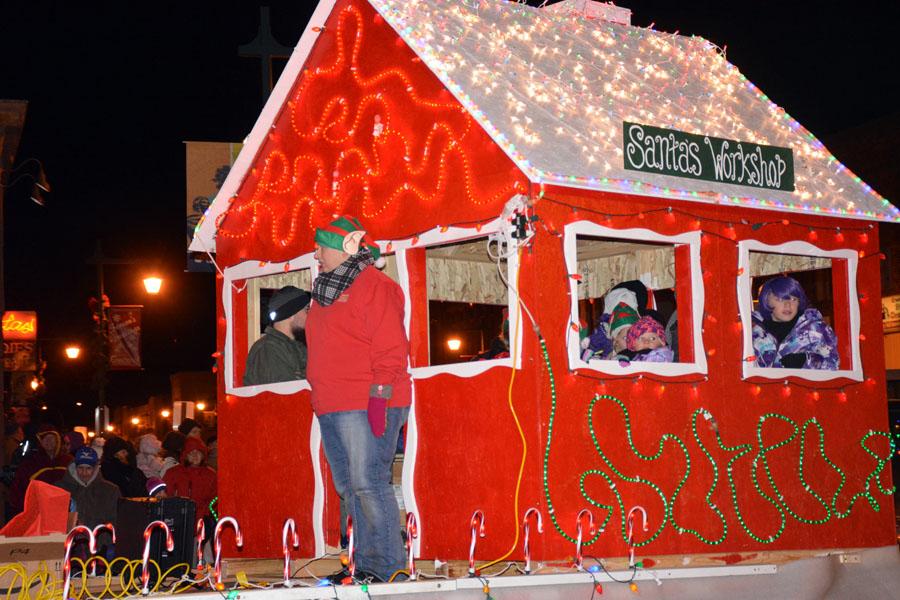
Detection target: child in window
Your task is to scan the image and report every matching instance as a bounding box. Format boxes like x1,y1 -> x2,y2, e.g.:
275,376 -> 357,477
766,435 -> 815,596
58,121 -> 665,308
751,275 -> 839,370
622,315 -> 674,363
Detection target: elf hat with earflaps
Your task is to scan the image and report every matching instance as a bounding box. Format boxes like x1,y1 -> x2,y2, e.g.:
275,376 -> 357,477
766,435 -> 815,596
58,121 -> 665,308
314,215 -> 384,266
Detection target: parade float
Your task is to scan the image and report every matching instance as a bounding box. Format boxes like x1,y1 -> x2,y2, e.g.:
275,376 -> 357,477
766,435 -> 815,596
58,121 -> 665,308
188,0 -> 900,595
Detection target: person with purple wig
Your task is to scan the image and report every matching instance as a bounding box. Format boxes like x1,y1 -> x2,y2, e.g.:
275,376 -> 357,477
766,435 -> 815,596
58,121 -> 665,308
751,275 -> 839,370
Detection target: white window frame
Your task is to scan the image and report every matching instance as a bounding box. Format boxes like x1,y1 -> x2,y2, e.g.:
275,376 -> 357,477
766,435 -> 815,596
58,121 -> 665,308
564,221 -> 707,377
737,240 -> 862,382
222,253 -> 318,397
394,219 -> 523,380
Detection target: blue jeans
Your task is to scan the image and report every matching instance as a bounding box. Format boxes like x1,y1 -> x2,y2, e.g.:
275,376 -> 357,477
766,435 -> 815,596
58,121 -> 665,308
318,407 -> 409,580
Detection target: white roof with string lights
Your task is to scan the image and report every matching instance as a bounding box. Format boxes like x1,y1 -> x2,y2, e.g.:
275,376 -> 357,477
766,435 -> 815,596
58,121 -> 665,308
368,0 -> 898,222
191,0 -> 898,254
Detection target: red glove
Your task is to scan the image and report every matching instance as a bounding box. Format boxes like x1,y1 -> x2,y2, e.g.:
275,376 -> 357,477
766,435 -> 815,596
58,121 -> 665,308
367,396 -> 388,437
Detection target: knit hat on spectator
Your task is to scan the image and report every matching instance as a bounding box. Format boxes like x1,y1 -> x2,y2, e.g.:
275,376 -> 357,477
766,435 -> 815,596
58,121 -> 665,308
314,215 -> 384,267
162,431 -> 186,455
74,446 -> 99,467
609,302 -> 640,340
177,418 -> 201,437
146,477 -> 167,497
267,286 -> 311,323
626,315 -> 667,351
64,431 -> 85,454
183,436 -> 208,460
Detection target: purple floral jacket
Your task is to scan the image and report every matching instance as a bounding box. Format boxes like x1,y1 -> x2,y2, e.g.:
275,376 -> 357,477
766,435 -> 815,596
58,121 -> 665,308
751,308 -> 839,370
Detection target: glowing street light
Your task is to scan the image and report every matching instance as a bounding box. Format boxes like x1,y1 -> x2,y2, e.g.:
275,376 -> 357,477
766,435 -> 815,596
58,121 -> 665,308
65,345 -> 82,359
160,409 -> 171,418
142,276 -> 163,295
30,378 -> 40,391
447,338 -> 462,352
130,417 -> 140,425
105,424 -> 115,432
196,402 -> 206,411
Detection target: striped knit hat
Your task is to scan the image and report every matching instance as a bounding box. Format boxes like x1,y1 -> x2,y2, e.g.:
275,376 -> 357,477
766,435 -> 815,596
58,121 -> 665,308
609,302 -> 639,340
314,215 -> 382,263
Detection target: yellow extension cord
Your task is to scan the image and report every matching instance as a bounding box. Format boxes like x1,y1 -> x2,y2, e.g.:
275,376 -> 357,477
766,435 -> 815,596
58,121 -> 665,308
476,247 -> 529,573
0,559 -> 199,600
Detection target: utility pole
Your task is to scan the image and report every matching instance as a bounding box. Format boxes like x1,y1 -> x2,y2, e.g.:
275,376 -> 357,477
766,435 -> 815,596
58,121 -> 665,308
86,240 -> 134,433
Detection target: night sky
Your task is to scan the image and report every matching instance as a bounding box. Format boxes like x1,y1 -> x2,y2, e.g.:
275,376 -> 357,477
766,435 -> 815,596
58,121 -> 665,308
2,1 -> 897,423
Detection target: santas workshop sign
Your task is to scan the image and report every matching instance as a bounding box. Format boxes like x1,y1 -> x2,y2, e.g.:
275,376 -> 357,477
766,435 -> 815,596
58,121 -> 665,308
623,121 -> 794,191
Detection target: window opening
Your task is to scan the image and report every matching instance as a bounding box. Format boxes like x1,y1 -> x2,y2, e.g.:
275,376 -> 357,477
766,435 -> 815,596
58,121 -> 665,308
425,237 -> 509,365
576,235 -> 685,364
748,251 -> 843,370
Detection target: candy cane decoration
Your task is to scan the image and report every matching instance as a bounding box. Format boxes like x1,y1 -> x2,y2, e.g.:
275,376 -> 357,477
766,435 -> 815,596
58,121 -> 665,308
63,526 -> 96,600
626,506 -> 649,568
574,509 -> 595,571
468,510 -> 486,576
346,515 -> 355,578
195,518 -> 206,569
522,508 -> 543,575
214,517 -> 244,587
282,518 -> 299,587
141,520 -> 174,594
89,523 -> 115,576
405,512 -> 419,581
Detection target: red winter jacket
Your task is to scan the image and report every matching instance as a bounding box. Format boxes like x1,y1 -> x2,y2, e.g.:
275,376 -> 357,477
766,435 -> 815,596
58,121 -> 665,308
306,266 -> 411,415
163,438 -> 217,519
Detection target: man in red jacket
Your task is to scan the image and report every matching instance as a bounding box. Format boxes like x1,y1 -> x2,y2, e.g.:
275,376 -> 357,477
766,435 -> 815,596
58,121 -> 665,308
306,215 -> 411,583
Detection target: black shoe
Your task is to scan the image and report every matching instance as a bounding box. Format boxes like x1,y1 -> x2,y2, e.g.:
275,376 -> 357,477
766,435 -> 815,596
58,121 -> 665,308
326,568 -> 351,584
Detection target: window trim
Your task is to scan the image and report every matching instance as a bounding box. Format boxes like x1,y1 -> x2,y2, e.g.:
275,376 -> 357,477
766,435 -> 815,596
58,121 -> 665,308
396,219 -> 523,380
564,221 -> 707,377
737,240 -> 862,382
222,253 -> 318,396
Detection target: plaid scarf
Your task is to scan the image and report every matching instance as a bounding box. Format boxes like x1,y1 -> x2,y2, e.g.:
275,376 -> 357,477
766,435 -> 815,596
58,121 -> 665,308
312,248 -> 375,307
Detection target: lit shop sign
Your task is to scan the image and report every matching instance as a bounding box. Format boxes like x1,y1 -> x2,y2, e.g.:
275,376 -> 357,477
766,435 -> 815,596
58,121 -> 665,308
2,311 -> 37,341
623,122 -> 794,192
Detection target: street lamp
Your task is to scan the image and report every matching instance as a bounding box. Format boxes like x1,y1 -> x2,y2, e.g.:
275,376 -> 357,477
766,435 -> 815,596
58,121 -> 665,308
160,409 -> 171,418
64,345 -> 81,359
447,338 -> 462,352
130,417 -> 140,426
196,402 -> 206,411
142,276 -> 163,295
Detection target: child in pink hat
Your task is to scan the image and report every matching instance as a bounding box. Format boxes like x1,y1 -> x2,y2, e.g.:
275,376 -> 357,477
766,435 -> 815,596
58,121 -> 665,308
624,315 -> 674,363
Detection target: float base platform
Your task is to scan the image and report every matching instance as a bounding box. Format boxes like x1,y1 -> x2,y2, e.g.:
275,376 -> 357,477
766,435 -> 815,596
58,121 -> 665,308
207,545 -> 899,600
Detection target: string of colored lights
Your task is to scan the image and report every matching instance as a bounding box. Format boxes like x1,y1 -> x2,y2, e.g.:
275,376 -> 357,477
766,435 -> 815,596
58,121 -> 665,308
542,391 -> 895,548
216,1 -> 526,249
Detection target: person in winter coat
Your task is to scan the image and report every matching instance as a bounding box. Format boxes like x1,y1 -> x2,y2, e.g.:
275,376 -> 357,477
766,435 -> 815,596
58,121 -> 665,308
62,431 -> 85,456
159,431 -> 186,478
163,436 -> 217,521
752,276 -> 839,370
135,433 -> 164,479
7,429 -> 72,515
100,436 -> 147,498
55,447 -> 120,551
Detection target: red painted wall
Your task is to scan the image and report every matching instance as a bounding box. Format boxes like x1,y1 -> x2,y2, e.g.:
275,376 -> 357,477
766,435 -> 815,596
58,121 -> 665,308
214,0 -> 895,560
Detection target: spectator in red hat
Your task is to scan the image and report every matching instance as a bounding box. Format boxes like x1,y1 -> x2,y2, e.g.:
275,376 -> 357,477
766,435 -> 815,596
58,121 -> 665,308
163,437 -> 216,520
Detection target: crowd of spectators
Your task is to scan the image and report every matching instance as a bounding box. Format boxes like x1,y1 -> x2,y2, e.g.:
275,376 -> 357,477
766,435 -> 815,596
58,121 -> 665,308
1,415 -> 216,538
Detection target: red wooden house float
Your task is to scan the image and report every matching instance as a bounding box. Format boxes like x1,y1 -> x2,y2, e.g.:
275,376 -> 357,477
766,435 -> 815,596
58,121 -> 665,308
191,0 -> 899,587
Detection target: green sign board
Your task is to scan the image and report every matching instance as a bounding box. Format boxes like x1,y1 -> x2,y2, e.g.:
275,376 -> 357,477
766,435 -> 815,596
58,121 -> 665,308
623,122 -> 794,192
